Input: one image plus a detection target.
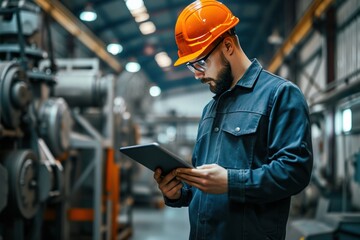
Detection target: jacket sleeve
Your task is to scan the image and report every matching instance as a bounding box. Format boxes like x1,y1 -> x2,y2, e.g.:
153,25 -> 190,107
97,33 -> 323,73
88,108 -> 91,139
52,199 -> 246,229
228,81 -> 313,203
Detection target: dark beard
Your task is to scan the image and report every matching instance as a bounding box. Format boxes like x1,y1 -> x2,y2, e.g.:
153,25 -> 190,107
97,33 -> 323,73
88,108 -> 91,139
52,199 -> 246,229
202,53 -> 233,95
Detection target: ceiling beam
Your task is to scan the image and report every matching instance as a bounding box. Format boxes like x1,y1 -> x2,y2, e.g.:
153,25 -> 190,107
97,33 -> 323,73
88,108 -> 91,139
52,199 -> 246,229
268,0 -> 334,73
34,0 -> 122,73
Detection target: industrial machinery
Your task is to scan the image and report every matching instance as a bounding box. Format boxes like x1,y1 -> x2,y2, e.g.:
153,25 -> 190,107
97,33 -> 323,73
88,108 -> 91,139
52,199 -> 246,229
0,1 -> 72,239
40,58 -> 120,240
0,1 -> 132,239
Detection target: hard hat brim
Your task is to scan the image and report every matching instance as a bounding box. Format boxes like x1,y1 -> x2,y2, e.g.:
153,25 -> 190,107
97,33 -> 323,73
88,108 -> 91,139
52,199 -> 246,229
173,47 -> 207,67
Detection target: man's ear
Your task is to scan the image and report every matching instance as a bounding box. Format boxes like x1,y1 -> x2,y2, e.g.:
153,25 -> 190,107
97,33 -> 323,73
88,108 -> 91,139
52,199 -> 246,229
223,37 -> 234,56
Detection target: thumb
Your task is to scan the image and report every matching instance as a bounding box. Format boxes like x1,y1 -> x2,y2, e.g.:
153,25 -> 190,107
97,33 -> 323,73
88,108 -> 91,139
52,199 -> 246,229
196,164 -> 214,169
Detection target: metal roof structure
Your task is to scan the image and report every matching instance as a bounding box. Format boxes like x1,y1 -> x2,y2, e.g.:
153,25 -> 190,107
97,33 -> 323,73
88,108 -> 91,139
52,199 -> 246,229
53,0 -> 290,92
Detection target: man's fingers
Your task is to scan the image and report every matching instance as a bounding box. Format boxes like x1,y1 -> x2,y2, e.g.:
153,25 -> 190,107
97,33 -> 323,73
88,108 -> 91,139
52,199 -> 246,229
196,164 -> 215,169
167,182 -> 183,196
159,176 -> 180,190
153,168 -> 162,182
177,174 -> 207,188
181,179 -> 203,191
153,168 -> 183,200
155,169 -> 182,193
158,169 -> 176,185
177,173 -> 200,182
165,181 -> 182,194
176,169 -> 208,180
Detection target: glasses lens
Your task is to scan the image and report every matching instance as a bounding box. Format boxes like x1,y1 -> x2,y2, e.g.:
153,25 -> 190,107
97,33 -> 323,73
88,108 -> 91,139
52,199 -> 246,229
186,60 -> 207,73
194,60 -> 206,69
186,39 -> 222,73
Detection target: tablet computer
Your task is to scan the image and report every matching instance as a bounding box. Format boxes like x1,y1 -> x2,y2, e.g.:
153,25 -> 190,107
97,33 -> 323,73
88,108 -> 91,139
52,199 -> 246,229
119,142 -> 193,176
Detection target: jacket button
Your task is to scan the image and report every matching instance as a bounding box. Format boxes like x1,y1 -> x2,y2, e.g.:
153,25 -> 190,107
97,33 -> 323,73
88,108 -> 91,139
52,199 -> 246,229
235,127 -> 240,132
214,127 -> 219,132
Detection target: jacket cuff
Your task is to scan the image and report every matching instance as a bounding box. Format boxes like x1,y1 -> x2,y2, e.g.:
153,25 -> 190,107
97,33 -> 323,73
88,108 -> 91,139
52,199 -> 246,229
228,168 -> 248,202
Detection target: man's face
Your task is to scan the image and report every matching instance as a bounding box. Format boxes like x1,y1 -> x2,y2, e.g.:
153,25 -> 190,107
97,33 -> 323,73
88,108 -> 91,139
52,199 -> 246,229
200,52 -> 233,95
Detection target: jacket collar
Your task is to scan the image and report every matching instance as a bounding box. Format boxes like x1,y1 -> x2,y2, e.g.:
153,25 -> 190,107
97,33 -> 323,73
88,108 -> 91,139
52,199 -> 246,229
235,58 -> 262,89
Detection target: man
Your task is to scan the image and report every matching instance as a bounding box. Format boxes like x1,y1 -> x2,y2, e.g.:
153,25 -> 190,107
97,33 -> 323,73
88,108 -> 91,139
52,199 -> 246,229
154,1 -> 313,239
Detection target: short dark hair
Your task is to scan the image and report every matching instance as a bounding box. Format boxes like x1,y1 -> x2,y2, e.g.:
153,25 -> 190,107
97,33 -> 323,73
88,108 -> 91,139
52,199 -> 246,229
229,27 -> 236,35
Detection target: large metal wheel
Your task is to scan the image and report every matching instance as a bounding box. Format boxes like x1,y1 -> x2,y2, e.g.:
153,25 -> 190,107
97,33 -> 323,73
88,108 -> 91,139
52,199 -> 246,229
0,62 -> 31,129
1,150 -> 39,219
38,98 -> 73,157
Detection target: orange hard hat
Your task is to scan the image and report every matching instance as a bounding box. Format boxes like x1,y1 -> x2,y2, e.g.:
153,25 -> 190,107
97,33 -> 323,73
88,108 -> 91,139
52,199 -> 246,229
174,0 -> 239,66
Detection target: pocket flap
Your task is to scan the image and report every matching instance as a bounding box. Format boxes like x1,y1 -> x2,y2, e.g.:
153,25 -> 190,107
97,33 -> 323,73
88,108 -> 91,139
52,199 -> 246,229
222,112 -> 261,136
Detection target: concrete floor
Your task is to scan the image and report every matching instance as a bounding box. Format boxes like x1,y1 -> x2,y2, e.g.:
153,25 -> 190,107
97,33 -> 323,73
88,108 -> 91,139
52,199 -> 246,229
128,205 -> 302,240
130,206 -> 190,240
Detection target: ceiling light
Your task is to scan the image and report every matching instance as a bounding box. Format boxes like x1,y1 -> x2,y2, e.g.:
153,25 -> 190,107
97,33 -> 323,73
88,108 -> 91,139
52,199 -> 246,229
107,43 -> 123,55
79,5 -> 97,22
149,86 -> 161,97
123,112 -> 131,120
267,29 -> 283,45
134,12 -> 149,22
129,6 -> 147,15
342,109 -> 352,132
125,61 -> 141,73
139,21 -> 156,35
155,52 -> 172,68
125,0 -> 144,12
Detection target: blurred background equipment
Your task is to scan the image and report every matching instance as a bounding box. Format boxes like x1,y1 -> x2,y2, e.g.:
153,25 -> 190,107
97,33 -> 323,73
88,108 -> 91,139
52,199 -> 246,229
288,93 -> 360,239
40,58 -> 118,240
0,1 -> 72,239
1,0 -> 360,240
285,0 -> 360,238
0,1 -> 135,239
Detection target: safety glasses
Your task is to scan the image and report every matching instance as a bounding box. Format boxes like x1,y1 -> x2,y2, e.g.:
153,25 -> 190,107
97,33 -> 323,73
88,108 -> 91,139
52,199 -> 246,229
186,39 -> 223,73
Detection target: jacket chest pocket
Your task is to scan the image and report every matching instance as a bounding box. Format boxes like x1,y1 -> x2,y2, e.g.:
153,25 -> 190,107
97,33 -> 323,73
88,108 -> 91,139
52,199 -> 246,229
219,112 -> 261,169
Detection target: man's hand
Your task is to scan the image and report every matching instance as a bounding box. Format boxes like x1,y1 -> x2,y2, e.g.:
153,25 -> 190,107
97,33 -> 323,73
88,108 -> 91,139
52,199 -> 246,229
154,168 -> 183,200
175,164 -> 228,194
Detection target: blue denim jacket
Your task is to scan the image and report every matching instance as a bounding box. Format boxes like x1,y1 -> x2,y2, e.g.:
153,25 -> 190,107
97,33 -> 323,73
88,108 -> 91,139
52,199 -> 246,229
166,59 -> 313,240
